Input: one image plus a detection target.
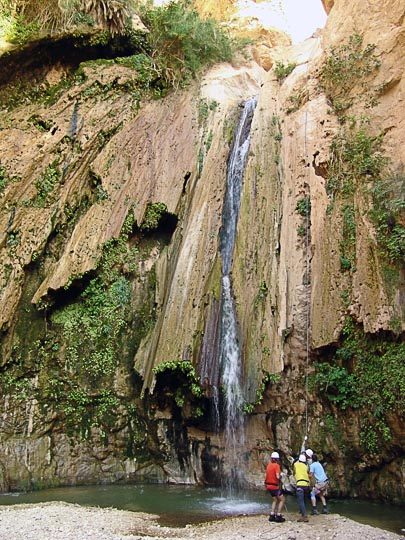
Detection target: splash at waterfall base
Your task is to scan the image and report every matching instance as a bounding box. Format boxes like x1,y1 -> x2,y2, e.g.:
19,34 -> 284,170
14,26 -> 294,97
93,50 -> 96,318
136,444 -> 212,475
1,502 -> 402,540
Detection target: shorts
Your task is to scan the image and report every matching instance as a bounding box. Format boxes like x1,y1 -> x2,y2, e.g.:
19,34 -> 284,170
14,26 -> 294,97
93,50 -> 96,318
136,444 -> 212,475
268,488 -> 283,497
314,481 -> 329,496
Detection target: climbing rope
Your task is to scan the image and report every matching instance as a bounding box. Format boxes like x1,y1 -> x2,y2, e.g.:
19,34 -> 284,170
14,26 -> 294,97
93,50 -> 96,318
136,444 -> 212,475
304,108 -> 310,439
301,35 -> 320,444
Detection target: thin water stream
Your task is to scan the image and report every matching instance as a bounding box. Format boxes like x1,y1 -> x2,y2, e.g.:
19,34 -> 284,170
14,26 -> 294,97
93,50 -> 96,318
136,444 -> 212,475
218,96 -> 257,488
0,484 -> 403,534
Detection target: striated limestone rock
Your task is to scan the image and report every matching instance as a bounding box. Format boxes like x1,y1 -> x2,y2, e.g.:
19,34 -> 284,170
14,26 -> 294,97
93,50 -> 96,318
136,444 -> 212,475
32,88 -> 198,305
134,61 -> 265,391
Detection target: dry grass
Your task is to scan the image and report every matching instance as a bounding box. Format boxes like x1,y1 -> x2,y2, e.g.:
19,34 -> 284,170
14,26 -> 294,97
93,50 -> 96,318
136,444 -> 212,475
81,0 -> 130,35
0,0 -> 132,36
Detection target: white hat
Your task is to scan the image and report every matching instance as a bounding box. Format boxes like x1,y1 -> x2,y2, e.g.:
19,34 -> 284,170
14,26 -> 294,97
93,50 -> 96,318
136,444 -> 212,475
298,453 -> 307,463
271,451 -> 280,459
305,449 -> 313,458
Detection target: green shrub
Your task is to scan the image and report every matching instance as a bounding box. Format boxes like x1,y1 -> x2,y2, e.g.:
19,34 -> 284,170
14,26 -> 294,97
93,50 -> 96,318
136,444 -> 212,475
273,60 -> 296,82
33,161 -> 61,207
0,165 -> 8,193
311,361 -> 358,409
369,175 -> 405,265
339,203 -> 356,272
116,53 -> 160,90
311,318 -> 405,452
243,371 -> 281,414
253,281 -> 269,309
52,274 -> 132,380
296,196 -> 311,217
286,89 -> 306,114
4,12 -> 40,45
140,202 -> 168,231
327,119 -> 387,198
319,34 -> 381,113
139,1 -> 233,88
0,164 -> 21,194
198,99 -> 219,125
51,226 -> 138,385
62,387 -> 121,438
152,360 -> 204,417
153,360 -> 201,397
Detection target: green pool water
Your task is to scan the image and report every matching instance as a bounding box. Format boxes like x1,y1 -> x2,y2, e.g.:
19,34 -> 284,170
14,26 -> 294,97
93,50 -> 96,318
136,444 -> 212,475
0,484 -> 403,535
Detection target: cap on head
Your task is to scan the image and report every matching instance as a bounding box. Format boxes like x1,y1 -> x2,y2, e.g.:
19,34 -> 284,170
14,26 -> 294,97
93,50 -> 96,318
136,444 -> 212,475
271,451 -> 280,459
305,449 -> 313,458
298,453 -> 307,463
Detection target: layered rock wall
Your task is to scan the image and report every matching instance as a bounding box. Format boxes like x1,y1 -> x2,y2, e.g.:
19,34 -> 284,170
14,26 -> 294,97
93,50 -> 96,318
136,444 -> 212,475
0,0 -> 403,503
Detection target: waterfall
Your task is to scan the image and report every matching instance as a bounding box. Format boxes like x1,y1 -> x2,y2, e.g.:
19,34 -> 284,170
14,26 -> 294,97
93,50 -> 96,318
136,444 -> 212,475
218,96 -> 257,488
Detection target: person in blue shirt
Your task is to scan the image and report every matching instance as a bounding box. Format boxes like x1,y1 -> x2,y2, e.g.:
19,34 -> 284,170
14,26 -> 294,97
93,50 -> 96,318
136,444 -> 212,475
309,454 -> 329,515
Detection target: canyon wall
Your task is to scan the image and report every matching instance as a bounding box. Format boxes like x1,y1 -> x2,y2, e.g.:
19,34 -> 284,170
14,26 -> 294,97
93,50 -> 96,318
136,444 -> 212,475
0,1 -> 403,503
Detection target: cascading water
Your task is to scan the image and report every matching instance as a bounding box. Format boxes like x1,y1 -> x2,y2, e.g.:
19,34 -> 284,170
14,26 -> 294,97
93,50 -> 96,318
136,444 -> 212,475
218,96 -> 257,489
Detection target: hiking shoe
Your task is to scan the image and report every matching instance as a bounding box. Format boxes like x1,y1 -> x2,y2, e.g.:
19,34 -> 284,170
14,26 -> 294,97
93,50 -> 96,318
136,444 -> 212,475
275,514 -> 286,522
269,514 -> 276,522
312,508 -> 319,515
298,516 -> 309,522
322,507 -> 328,514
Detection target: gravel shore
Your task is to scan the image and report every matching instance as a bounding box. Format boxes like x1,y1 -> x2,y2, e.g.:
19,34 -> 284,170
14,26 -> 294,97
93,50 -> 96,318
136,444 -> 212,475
0,502 -> 403,540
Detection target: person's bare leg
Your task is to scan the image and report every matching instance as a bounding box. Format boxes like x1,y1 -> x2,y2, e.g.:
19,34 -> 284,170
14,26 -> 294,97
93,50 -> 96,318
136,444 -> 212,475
320,493 -> 328,513
277,494 -> 285,514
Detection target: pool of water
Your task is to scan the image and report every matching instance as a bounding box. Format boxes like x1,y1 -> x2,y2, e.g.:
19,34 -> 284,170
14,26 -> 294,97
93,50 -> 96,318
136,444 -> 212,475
0,484 -> 403,535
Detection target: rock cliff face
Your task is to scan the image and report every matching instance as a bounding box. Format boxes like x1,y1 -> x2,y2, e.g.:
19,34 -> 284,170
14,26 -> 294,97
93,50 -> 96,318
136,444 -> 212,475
0,1 -> 404,504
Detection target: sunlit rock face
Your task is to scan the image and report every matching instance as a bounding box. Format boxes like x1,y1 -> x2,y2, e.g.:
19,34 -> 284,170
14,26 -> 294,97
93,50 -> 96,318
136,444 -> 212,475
0,0 -> 403,504
193,0 -> 234,20
321,0 -> 334,14
231,22 -> 291,71
194,0 -> 293,70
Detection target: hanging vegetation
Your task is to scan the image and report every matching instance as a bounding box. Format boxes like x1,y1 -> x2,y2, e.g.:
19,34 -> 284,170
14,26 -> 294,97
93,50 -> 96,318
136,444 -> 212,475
311,318 -> 405,453
138,1 -> 233,88
0,0 -> 133,41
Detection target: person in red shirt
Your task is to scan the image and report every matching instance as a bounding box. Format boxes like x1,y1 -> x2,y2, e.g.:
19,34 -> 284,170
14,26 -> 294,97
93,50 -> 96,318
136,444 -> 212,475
265,451 -> 285,522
